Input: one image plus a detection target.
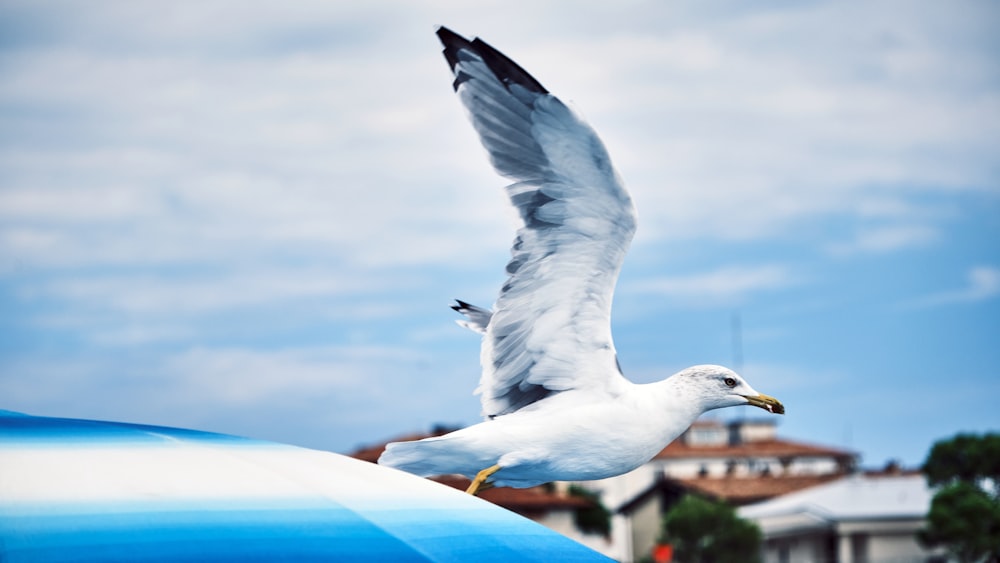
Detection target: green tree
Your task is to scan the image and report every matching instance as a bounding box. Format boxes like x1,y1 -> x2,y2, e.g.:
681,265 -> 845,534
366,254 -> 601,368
658,494 -> 761,563
923,433 -> 1000,487
567,484 -> 611,537
919,432 -> 1000,563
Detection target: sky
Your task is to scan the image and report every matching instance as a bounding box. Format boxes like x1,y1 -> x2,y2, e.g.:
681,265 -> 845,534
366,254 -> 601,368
1,0 -> 998,469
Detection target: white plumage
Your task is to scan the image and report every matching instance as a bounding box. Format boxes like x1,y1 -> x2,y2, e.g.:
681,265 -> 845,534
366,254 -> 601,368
378,27 -> 783,494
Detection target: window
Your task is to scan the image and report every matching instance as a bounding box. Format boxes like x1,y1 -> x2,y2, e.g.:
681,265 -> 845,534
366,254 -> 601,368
851,533 -> 869,563
777,543 -> 789,563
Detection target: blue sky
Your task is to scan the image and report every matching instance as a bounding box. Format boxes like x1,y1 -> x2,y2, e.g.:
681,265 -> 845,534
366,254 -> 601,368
1,1 -> 997,468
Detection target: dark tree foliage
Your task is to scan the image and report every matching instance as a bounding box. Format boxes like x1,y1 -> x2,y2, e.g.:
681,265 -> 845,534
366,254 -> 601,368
923,432 -> 1000,488
568,484 -> 612,537
919,432 -> 1000,563
659,494 -> 761,563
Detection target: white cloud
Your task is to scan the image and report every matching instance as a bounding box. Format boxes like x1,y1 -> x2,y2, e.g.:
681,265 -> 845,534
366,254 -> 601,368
162,345 -> 388,406
826,224 -> 939,255
2,0 -> 995,278
0,19 -> 509,272
520,1 -> 1000,243
903,266 -> 1000,309
29,269 -> 381,315
629,264 -> 797,305
1,0 -> 996,460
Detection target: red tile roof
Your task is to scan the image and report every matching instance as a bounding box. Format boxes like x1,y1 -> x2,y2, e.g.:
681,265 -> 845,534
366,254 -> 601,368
675,473 -> 845,505
654,437 -> 856,461
431,475 -> 592,512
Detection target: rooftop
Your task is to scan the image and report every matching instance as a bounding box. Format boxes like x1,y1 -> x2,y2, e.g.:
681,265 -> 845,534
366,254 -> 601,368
677,473 -> 844,505
739,473 -> 933,522
431,475 -> 592,513
654,436 -> 856,461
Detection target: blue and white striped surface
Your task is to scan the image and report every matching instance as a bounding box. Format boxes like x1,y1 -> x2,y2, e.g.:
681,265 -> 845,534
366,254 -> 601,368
0,411 -> 611,562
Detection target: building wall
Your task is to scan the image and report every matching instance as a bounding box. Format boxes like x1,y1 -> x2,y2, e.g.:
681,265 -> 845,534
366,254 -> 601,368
533,511 -> 578,538
584,464 -> 659,512
763,533 -> 834,563
735,421 -> 778,443
868,531 -> 936,563
654,455 -> 842,480
627,494 -> 663,563
786,456 -> 843,475
836,519 -> 940,563
756,519 -> 944,563
533,511 -> 617,560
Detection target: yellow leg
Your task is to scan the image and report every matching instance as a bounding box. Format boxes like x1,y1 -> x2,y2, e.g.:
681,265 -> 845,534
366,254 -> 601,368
466,464 -> 501,496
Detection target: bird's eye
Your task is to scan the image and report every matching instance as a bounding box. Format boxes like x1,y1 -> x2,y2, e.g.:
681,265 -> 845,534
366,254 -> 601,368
724,377 -> 737,388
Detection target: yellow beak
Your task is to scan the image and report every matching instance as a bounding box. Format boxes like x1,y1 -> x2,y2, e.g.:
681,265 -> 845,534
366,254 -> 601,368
744,393 -> 785,415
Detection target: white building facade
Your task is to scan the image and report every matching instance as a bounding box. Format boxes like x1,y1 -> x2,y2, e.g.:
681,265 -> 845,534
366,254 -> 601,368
738,474 -> 948,563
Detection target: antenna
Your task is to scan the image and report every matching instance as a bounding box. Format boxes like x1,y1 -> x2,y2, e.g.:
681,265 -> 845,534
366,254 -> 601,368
731,311 -> 744,373
728,311 -> 746,437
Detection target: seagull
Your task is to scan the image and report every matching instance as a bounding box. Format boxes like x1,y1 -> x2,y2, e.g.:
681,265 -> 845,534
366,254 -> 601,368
378,27 -> 784,496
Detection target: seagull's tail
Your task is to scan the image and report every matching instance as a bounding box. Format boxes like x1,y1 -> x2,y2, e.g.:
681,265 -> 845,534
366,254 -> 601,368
378,434 -> 484,479
451,300 -> 492,334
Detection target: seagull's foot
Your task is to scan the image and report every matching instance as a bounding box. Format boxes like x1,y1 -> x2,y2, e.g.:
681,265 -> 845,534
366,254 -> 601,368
466,464 -> 501,496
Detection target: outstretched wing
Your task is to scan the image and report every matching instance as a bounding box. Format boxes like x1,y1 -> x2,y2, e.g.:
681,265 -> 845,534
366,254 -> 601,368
437,28 -> 637,417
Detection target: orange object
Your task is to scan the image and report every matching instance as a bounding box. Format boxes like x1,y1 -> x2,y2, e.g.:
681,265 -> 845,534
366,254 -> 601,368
653,544 -> 673,563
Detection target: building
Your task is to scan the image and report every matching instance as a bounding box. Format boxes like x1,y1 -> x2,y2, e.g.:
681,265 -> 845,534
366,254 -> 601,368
579,417 -> 857,562
738,471 -> 946,563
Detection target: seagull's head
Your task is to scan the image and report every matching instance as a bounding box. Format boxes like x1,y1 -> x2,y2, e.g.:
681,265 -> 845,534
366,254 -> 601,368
676,365 -> 785,415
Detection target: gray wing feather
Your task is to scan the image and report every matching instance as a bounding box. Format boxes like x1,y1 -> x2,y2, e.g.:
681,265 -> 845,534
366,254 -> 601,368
437,28 -> 637,417
452,300 -> 492,334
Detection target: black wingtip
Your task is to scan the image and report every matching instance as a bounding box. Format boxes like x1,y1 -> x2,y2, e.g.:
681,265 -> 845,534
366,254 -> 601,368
436,26 -> 469,71
436,26 -> 464,47
451,299 -> 472,312
435,26 -> 549,95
